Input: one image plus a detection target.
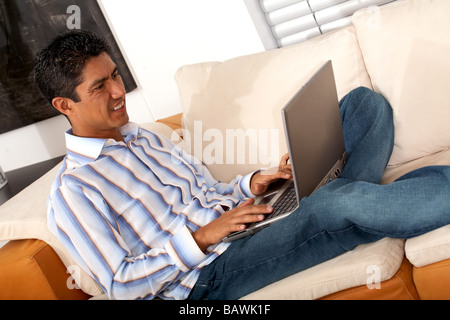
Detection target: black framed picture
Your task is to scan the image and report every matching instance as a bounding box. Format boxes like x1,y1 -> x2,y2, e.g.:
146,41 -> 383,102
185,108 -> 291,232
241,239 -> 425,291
0,0 -> 137,134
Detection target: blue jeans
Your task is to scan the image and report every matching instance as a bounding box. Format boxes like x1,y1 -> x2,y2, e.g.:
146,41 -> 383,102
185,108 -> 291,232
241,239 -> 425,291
188,87 -> 450,300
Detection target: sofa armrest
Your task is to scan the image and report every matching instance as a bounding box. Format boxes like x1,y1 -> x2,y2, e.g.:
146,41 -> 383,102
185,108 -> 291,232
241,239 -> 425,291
0,239 -> 91,300
156,113 -> 183,131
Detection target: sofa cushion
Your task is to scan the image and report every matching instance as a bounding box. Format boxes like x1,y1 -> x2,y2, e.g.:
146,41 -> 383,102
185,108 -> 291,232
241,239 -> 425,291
405,225 -> 450,268
0,239 -> 91,300
175,25 -> 372,182
321,257 -> 419,300
352,0 -> 450,167
413,259 -> 450,300
381,149 -> 450,185
241,238 -> 405,300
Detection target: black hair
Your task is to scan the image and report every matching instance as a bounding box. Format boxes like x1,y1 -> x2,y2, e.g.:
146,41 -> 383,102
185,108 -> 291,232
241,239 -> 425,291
34,30 -> 111,104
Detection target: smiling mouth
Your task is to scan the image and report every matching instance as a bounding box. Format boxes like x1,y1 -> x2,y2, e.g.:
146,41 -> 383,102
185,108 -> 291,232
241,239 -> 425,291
112,101 -> 125,111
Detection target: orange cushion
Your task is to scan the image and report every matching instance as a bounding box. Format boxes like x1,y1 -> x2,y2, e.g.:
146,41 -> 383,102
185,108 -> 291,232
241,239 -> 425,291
413,259 -> 450,300
320,257 -> 419,300
0,239 -> 91,300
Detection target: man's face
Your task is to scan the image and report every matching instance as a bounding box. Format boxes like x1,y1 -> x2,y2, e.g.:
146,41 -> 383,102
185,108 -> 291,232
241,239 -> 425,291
66,52 -> 129,140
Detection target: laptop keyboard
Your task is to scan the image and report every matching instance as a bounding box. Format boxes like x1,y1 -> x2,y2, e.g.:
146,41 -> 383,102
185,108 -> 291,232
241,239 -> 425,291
265,183 -> 298,220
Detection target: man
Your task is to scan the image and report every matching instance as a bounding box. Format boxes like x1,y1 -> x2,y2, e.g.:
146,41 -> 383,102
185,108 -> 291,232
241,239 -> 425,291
36,31 -> 450,300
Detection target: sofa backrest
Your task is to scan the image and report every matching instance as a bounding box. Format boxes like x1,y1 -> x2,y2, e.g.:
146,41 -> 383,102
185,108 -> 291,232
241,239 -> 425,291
176,0 -> 450,183
175,25 -> 371,182
353,0 -> 450,170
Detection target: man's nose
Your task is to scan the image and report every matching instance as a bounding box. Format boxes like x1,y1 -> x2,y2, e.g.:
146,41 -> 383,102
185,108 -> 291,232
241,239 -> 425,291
109,80 -> 126,99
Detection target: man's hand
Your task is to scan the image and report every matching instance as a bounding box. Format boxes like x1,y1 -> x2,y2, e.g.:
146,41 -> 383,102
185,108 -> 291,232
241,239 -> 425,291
192,154 -> 292,252
192,198 -> 273,252
250,153 -> 293,196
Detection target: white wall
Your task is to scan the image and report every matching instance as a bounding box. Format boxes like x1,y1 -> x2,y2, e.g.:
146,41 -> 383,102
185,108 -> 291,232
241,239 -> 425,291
0,0 -> 264,172
99,0 -> 264,120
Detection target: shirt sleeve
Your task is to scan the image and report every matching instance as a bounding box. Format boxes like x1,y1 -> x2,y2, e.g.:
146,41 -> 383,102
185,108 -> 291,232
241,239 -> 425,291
165,226 -> 206,272
209,171 -> 257,200
48,179 -> 206,300
190,158 -> 258,202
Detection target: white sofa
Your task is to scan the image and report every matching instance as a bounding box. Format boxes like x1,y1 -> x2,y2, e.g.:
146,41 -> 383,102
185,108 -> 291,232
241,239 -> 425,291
1,0 -> 449,300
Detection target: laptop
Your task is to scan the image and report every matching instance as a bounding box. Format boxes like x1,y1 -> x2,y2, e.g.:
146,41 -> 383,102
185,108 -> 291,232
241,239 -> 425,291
222,61 -> 348,243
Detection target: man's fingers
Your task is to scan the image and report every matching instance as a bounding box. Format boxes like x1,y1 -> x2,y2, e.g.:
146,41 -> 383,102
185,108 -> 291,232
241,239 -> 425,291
232,203 -> 273,216
237,204 -> 273,216
230,204 -> 273,230
238,198 -> 255,207
279,153 -> 290,167
263,167 -> 292,181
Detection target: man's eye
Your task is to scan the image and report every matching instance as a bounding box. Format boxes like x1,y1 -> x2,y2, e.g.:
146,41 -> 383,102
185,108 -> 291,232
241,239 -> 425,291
95,84 -> 104,90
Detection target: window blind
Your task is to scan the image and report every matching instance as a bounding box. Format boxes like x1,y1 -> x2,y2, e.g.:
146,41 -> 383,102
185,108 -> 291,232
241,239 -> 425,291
245,0 -> 397,49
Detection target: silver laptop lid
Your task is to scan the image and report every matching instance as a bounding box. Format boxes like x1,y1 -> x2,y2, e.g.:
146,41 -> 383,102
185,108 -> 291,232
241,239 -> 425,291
282,61 -> 345,201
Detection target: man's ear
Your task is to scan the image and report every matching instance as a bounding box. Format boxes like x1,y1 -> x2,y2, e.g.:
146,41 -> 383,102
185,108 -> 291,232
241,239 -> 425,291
52,97 -> 74,117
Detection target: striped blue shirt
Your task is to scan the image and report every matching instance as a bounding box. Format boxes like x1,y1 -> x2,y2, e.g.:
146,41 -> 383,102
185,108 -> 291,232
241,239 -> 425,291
47,122 -> 255,300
